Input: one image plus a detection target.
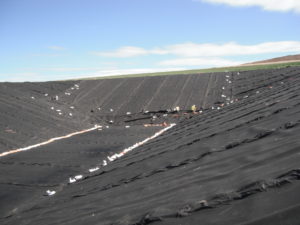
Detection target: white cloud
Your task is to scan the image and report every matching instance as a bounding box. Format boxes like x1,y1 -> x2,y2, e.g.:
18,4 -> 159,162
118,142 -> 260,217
198,0 -> 300,13
94,41 -> 300,58
93,46 -> 148,58
0,72 -> 42,82
159,57 -> 244,67
48,46 -> 66,51
164,41 -> 300,57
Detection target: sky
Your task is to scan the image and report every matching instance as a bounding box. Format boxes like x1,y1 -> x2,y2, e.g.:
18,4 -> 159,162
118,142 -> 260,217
0,0 -> 299,82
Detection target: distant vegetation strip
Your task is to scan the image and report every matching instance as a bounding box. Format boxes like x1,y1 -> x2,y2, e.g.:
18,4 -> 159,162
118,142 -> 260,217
75,61 -> 300,80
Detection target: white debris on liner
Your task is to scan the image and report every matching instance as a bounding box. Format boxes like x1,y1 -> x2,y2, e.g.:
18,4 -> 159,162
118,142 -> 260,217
69,113 -> 73,116
222,86 -> 225,90
106,126 -> 109,128
163,114 -> 168,117
89,167 -> 99,173
102,160 -> 107,166
69,177 -> 76,183
145,110 -> 149,113
65,92 -> 71,96
228,81 -> 232,84
110,109 -> 114,112
58,112 -> 62,115
31,96 -> 35,99
98,107 -> 101,111
70,106 -> 75,109
71,87 -> 74,90
51,107 -> 54,110
256,91 -> 260,94
74,175 -> 83,180
109,120 -> 114,124
221,94 -> 226,98
46,190 -> 56,196
125,125 -> 130,128
55,95 -> 59,100
45,93 -> 48,96
56,109 -> 61,112
212,106 -> 215,110
126,112 -> 131,115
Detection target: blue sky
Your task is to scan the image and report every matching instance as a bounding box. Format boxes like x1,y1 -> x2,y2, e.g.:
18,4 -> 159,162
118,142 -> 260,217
0,0 -> 300,81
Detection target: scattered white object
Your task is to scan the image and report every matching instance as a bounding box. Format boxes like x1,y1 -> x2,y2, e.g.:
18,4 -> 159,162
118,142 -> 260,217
226,75 -> 230,78
31,96 -> 35,99
221,94 -> 226,98
256,91 -> 260,94
75,84 -> 79,88
98,107 -> 101,111
89,167 -> 99,173
199,110 -> 203,113
110,109 -> 114,112
230,100 -> 234,103
56,109 -> 61,112
70,106 -> 75,109
222,86 -> 225,90
212,106 -> 215,110
46,190 -> 56,196
237,72 -> 240,75
58,112 -> 62,115
69,113 -> 73,116
109,120 -> 114,124
71,87 -> 74,90
217,107 -> 221,110
126,112 -> 131,115
51,107 -> 54,110
145,110 -> 149,113
228,81 -> 232,84
55,95 -> 59,101
74,175 -> 83,180
243,95 -> 249,99
103,160 -> 107,166
45,93 -> 48,96
163,114 -> 168,117
65,92 -> 71,96
69,177 -> 76,183
106,126 -> 109,128
125,125 -> 130,128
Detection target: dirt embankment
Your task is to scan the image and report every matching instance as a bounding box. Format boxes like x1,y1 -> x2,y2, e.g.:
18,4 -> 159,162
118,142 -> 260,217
243,54 -> 300,66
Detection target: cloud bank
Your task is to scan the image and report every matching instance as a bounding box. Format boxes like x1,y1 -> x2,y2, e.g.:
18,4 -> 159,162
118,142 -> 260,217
93,41 -> 300,58
198,0 -> 300,13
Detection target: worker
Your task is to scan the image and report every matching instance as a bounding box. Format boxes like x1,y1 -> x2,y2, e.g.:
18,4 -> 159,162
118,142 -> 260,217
191,105 -> 197,113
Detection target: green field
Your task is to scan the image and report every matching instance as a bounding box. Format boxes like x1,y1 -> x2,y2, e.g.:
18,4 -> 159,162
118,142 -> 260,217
76,61 -> 300,80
